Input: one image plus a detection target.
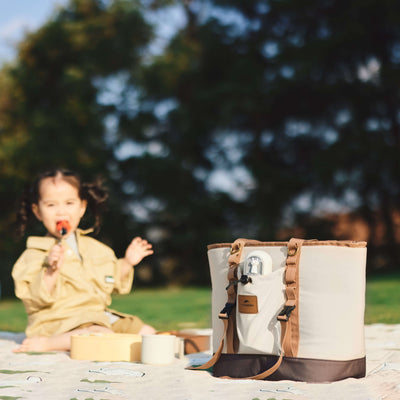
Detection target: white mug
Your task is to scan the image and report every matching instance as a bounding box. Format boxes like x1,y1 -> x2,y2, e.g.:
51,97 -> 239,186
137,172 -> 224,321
141,334 -> 177,365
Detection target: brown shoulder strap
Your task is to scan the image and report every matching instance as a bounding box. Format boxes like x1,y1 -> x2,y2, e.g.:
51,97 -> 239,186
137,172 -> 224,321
188,238 -> 245,371
187,318 -> 228,371
189,307 -> 290,380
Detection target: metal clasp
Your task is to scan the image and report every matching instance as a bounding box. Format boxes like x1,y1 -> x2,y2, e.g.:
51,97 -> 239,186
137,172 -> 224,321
218,302 -> 235,319
230,243 -> 243,255
287,246 -> 298,257
277,305 -> 296,321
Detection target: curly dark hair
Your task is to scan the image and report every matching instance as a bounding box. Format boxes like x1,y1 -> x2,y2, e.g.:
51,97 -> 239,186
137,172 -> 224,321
16,168 -> 108,237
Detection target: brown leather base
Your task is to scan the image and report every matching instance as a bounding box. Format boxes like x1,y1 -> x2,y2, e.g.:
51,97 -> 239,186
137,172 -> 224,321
213,354 -> 366,382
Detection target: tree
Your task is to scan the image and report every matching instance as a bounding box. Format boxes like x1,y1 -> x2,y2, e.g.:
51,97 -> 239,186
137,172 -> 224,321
114,0 -> 400,273
0,0 -> 153,295
2,0 -> 400,298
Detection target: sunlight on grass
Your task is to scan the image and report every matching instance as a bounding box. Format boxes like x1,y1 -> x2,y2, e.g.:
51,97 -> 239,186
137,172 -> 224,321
0,287 -> 211,332
0,273 -> 399,332
0,300 -> 27,332
111,287 -> 212,331
364,273 -> 400,324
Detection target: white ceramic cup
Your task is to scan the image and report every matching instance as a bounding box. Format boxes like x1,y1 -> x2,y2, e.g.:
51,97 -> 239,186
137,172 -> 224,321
141,334 -> 176,365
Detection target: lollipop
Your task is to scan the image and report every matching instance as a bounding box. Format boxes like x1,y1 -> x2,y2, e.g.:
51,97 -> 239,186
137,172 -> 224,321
56,220 -> 71,237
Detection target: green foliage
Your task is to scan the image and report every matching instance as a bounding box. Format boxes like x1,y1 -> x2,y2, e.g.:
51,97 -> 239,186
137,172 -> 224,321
1,0 -> 400,294
0,0 -> 153,294
115,0 -> 400,282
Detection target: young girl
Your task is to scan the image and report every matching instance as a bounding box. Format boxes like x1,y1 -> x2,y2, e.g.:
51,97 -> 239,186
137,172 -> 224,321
12,168 -> 156,352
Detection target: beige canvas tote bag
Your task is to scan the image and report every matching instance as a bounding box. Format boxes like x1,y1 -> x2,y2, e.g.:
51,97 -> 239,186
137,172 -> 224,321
194,238 -> 367,382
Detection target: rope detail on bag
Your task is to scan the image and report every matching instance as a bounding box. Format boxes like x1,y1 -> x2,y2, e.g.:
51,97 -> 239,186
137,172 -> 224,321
225,274 -> 251,290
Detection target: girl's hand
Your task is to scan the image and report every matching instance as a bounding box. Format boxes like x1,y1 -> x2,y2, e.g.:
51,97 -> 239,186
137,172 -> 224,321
124,237 -> 153,267
47,244 -> 64,272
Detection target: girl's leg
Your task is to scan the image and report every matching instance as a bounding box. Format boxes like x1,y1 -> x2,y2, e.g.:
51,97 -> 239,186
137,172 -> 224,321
111,313 -> 156,335
13,325 -> 113,353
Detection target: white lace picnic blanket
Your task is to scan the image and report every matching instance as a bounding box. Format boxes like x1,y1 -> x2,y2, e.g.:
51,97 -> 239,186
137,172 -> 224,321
0,324 -> 399,400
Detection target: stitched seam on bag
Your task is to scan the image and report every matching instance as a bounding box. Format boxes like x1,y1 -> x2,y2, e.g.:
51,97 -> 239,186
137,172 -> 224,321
208,241 -> 367,250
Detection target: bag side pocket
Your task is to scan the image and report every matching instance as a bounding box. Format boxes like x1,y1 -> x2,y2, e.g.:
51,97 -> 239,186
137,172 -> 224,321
236,268 -> 285,355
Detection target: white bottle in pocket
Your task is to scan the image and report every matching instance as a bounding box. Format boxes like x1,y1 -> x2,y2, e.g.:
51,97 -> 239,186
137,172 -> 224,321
243,250 -> 273,275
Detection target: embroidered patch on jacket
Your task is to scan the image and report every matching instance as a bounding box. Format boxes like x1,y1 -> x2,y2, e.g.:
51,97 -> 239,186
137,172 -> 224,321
238,295 -> 258,314
105,275 -> 115,284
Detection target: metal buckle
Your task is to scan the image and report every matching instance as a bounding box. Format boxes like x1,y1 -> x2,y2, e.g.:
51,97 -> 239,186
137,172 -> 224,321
277,305 -> 296,321
230,243 -> 242,255
287,246 -> 298,257
218,303 -> 235,319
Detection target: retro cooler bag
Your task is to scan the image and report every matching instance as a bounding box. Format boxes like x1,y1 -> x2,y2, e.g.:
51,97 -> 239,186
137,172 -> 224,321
193,238 -> 367,382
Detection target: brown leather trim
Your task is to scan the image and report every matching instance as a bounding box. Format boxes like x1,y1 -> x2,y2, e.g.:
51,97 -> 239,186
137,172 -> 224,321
282,238 -> 304,357
208,240 -> 367,250
213,354 -> 366,383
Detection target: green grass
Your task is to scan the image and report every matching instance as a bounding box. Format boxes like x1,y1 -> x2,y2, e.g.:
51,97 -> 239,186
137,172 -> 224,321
365,272 -> 400,324
111,286 -> 212,331
0,287 -> 212,332
0,273 -> 399,332
0,299 -> 28,332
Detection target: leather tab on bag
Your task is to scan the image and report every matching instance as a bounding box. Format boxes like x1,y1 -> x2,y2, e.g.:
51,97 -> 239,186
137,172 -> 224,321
238,295 -> 258,314
228,238 -> 247,267
285,266 -> 297,284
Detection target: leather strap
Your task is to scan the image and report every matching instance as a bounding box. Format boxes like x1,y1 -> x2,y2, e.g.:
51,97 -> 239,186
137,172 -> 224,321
189,309 -> 289,381
222,238 -> 251,352
279,238 -> 304,357
188,318 -> 228,371
186,310 -> 288,380
219,320 -> 289,380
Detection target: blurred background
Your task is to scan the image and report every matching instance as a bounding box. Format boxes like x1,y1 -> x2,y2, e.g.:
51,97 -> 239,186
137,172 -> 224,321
1,0 -> 400,297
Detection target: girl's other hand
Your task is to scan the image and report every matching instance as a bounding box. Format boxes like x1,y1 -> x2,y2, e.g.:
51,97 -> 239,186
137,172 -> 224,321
47,244 -> 64,271
124,237 -> 153,267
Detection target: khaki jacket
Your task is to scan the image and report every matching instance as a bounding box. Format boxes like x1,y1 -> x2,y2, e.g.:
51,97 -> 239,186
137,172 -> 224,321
12,229 -> 134,337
